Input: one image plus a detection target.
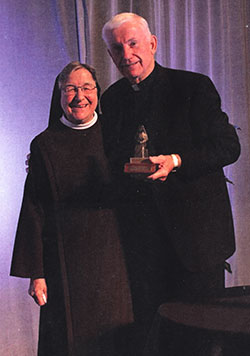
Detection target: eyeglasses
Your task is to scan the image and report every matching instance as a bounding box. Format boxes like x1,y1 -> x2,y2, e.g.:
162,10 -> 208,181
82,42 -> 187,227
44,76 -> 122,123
62,84 -> 97,95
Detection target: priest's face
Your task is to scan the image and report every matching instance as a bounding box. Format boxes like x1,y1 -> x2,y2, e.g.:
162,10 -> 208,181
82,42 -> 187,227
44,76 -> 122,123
105,21 -> 157,84
60,68 -> 98,125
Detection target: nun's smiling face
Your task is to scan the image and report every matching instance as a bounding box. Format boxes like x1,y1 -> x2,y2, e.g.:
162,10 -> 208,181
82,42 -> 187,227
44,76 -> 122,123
60,68 -> 97,125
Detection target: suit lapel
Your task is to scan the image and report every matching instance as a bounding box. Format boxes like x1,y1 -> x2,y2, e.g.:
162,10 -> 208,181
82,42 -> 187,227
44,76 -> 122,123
144,65 -> 176,153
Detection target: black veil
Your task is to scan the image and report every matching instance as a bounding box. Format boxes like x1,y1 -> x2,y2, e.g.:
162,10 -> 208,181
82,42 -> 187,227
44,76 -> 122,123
48,75 -> 63,128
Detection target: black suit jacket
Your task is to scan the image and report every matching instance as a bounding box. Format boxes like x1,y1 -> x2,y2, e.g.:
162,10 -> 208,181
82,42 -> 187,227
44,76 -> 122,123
100,62 -> 240,272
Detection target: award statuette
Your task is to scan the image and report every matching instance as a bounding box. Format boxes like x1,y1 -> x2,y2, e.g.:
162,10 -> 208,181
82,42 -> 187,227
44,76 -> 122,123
124,125 -> 157,174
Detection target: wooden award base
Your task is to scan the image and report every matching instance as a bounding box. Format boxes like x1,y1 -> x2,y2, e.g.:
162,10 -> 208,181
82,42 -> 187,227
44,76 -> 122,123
124,157 -> 157,174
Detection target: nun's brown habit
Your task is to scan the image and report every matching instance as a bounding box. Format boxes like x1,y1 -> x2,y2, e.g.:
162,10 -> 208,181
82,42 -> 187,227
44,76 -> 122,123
10,75 -> 134,356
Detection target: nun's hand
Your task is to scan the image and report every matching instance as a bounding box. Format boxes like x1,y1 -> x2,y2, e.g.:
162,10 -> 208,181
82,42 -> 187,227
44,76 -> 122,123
29,278 -> 47,306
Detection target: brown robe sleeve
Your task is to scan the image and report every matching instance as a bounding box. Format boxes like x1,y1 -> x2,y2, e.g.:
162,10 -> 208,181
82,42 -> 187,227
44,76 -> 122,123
10,140 -> 48,278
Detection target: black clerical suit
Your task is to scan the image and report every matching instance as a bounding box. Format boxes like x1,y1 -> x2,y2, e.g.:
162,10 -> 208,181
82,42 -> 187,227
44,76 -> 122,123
100,62 -> 240,338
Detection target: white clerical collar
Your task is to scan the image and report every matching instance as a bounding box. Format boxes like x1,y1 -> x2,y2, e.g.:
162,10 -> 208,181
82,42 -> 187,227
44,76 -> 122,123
60,111 -> 98,130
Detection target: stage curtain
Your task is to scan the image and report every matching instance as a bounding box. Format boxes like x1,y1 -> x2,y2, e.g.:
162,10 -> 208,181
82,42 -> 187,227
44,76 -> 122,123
0,1 -> 249,354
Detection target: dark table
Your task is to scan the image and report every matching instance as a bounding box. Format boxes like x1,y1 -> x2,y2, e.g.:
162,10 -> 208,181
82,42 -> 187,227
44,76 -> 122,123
144,286 -> 250,356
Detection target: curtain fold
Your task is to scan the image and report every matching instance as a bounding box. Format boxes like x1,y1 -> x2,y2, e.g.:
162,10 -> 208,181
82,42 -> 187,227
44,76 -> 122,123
75,0 -> 91,63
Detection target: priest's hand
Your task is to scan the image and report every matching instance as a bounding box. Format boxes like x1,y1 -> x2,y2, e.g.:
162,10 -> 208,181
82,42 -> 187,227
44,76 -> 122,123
29,278 -> 47,306
147,154 -> 181,181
